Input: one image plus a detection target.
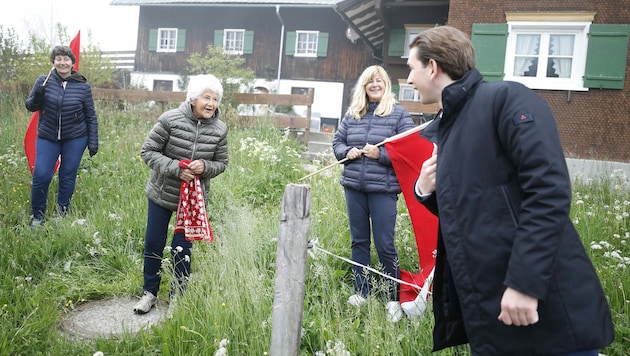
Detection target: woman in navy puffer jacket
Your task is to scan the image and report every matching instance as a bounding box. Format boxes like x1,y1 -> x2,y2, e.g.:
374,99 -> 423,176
333,65 -> 415,322
25,45 -> 98,228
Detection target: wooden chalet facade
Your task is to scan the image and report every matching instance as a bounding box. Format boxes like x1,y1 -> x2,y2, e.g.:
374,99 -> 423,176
112,0 -> 630,162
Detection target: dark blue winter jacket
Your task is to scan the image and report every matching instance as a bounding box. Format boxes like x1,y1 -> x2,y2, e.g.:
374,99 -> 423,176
332,102 -> 415,193
25,69 -> 98,155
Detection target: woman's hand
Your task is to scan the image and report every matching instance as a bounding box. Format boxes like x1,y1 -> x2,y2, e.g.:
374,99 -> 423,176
361,143 -> 379,159
187,160 -> 205,175
346,147 -> 363,160
179,168 -> 195,181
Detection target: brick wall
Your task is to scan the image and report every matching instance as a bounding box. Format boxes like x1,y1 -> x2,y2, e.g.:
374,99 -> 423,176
448,0 -> 630,162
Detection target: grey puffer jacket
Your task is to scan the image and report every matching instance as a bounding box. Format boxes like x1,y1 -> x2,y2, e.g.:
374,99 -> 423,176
25,70 -> 99,154
141,100 -> 228,211
332,102 -> 415,193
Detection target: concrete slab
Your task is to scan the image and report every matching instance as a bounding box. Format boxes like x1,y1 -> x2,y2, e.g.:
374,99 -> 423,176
60,297 -> 168,340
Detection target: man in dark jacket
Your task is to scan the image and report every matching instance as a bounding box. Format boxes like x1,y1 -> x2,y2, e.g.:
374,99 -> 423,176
407,26 -> 614,355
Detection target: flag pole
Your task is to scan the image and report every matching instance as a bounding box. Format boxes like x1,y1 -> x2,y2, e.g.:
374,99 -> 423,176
299,120 -> 433,181
42,67 -> 54,86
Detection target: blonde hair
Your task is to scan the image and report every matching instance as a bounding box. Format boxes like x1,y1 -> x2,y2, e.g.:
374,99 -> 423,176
346,65 -> 397,120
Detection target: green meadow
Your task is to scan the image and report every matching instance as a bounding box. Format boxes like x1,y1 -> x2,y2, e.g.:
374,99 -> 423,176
0,94 -> 628,355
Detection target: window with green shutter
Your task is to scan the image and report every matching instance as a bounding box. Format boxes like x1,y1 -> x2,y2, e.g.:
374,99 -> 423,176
471,24 -> 508,82
584,24 -> 630,89
244,31 -> 254,54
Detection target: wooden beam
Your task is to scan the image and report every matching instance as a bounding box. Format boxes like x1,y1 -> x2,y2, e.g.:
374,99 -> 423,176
270,184 -> 311,355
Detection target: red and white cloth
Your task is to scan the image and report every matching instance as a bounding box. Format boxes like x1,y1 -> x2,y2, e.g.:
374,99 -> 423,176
175,160 -> 214,242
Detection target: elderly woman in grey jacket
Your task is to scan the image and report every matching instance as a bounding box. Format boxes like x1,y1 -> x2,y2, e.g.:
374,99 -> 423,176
332,65 -> 415,323
133,74 -> 228,314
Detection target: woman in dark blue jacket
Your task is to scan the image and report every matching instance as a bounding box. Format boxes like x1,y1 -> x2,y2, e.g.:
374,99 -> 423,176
25,46 -> 98,228
332,65 -> 416,323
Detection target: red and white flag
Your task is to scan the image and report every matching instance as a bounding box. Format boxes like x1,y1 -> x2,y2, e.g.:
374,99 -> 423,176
384,123 -> 438,313
24,31 -> 80,174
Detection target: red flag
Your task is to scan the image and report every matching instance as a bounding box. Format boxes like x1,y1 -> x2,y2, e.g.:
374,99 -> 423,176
24,31 -> 80,174
384,124 -> 439,307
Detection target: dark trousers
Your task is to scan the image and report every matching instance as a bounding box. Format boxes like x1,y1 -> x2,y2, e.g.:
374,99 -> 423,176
31,136 -> 87,219
554,351 -> 598,356
143,198 -> 192,296
344,187 -> 400,301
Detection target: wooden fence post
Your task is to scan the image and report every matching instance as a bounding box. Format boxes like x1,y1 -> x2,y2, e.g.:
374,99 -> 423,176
269,183 -> 311,355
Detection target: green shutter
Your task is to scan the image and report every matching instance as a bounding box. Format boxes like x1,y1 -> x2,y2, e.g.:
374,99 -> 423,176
149,29 -> 158,51
317,32 -> 329,57
176,29 -> 186,52
471,24 -> 508,82
285,31 -> 296,55
244,31 -> 254,54
388,28 -> 405,57
584,24 -> 630,89
214,30 -> 224,48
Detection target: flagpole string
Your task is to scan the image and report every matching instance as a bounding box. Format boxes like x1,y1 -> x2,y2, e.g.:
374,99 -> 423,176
308,239 -> 422,290
299,120 -> 433,182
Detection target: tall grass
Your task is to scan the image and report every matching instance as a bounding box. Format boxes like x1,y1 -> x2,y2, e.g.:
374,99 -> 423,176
0,94 -> 628,355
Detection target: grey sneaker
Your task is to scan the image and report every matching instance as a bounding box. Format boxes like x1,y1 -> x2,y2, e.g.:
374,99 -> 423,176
133,291 -> 158,314
30,218 -> 44,231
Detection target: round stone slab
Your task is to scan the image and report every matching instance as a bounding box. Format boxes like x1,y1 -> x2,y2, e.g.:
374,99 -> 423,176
60,297 -> 168,340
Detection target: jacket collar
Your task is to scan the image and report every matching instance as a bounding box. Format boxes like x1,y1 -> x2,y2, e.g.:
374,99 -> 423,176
441,68 -> 483,119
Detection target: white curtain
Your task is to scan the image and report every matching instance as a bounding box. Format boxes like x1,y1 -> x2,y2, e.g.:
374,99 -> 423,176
513,34 -> 540,76
549,34 -> 574,78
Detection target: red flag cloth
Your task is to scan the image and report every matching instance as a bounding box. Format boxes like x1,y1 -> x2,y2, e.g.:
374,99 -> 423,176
175,160 -> 214,242
69,31 -> 80,71
384,125 -> 438,305
24,31 -> 81,174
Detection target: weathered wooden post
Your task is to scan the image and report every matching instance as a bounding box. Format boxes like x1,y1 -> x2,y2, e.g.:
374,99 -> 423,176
269,183 -> 311,355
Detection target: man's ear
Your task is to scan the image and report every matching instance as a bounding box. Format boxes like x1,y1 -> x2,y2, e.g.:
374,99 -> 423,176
428,59 -> 440,79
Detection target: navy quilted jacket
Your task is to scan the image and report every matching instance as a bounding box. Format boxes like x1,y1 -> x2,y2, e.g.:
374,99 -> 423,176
25,70 -> 99,154
332,102 -> 415,193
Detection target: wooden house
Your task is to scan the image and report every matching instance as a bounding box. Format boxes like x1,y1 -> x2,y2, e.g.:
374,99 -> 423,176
111,0 -> 630,162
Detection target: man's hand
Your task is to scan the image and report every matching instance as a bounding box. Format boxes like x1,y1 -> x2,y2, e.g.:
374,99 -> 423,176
417,144 -> 437,195
498,287 -> 539,326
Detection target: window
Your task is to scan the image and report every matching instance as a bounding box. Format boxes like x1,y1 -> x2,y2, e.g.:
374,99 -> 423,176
472,13 -> 630,90
224,29 -> 245,55
214,30 -> 253,55
295,31 -> 319,57
157,28 -> 178,53
399,84 -> 419,101
504,22 -> 589,91
285,31 -> 329,57
149,28 -> 186,53
388,25 -> 432,58
403,26 -> 432,58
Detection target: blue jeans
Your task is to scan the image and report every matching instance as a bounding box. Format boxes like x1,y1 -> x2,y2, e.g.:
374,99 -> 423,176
143,198 -> 192,296
344,188 -> 400,301
31,136 -> 88,220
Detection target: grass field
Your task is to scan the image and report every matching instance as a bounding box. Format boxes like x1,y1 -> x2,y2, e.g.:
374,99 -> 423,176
0,94 -> 628,355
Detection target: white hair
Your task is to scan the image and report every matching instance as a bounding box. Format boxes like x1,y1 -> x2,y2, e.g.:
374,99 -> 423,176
186,74 -> 224,104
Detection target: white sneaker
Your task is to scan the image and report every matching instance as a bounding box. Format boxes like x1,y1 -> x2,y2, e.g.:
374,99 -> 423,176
386,301 -> 403,323
347,294 -> 368,307
401,293 -> 428,319
133,291 -> 158,314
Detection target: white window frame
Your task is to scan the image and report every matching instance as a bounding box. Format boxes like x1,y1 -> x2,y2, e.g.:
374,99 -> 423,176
224,29 -> 245,55
399,84 -> 419,101
504,21 -> 590,91
403,26 -> 432,58
157,28 -> 178,53
295,30 -> 319,57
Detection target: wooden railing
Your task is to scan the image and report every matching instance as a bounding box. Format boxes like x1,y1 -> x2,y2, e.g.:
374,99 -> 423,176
92,88 -> 315,143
